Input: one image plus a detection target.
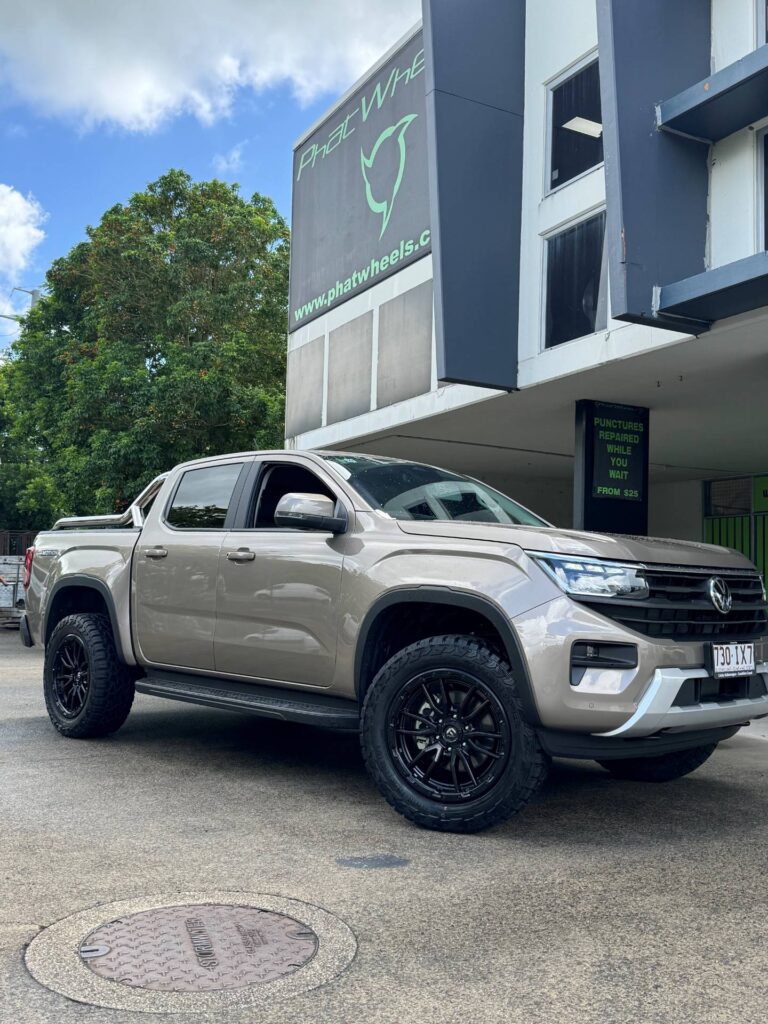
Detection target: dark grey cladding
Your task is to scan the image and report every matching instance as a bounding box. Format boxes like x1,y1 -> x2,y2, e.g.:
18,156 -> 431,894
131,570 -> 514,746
659,45 -> 768,144
597,0 -> 711,333
423,0 -> 526,390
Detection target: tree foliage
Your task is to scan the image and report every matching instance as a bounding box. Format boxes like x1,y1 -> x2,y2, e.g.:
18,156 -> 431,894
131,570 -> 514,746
0,170 -> 289,525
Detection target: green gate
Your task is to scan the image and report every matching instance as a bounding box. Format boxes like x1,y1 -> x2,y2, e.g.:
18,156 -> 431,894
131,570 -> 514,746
756,514 -> 768,586
704,476 -> 768,586
704,515 -> 752,559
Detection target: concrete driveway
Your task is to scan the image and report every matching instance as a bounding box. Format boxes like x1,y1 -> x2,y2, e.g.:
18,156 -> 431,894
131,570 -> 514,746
2,626 -> 768,1024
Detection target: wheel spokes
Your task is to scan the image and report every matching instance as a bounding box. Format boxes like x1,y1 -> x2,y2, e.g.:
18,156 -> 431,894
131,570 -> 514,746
449,750 -> 461,794
53,637 -> 89,717
467,739 -> 502,760
421,746 -> 442,781
458,684 -> 478,716
391,671 -> 508,802
465,698 -> 490,721
405,742 -> 440,770
420,683 -> 442,716
401,710 -> 436,728
439,679 -> 453,714
458,748 -> 478,786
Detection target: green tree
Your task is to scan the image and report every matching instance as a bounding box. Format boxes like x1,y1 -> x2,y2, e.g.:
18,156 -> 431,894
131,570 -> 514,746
1,170 -> 289,523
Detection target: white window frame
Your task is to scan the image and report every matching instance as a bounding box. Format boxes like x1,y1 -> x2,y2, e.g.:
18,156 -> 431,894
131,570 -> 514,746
544,49 -> 603,199
757,0 -> 767,47
540,203 -> 609,353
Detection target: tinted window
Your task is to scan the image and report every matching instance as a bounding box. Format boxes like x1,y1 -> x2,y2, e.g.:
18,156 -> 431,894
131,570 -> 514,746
550,60 -> 603,190
322,455 -> 548,526
545,211 -> 607,348
166,464 -> 243,529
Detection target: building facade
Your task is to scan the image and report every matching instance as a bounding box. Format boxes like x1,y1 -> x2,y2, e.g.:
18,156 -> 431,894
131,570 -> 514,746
286,0 -> 768,583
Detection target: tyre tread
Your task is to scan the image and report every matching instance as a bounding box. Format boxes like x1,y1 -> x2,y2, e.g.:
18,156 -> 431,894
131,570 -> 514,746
44,613 -> 134,738
361,635 -> 548,833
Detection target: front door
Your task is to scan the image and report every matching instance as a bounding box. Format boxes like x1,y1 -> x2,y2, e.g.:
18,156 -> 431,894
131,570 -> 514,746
133,459 -> 248,671
214,459 -> 347,686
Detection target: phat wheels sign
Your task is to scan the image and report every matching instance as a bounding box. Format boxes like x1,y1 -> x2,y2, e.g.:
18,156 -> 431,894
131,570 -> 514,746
289,30 -> 431,331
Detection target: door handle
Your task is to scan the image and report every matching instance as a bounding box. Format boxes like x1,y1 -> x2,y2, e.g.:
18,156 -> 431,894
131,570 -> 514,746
144,546 -> 168,559
227,548 -> 256,563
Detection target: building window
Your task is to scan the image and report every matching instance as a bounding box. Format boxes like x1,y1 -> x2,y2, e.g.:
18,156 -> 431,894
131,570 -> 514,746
763,132 -> 768,249
545,211 -> 608,348
549,59 -> 603,191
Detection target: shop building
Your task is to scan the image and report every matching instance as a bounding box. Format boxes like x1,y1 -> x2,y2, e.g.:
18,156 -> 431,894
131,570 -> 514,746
285,0 -> 768,583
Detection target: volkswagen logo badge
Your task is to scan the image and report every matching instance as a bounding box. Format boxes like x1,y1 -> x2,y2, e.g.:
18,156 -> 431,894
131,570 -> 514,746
707,577 -> 733,615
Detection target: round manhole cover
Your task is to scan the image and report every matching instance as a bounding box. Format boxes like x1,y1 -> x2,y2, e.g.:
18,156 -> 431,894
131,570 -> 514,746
25,892 -> 356,1013
79,904 -> 318,992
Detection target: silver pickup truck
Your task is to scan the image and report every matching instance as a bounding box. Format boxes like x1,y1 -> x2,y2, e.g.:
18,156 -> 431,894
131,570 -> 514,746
20,449 -> 768,832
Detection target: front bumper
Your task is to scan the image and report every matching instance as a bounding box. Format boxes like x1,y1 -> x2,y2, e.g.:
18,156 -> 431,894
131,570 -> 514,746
598,662 -> 768,737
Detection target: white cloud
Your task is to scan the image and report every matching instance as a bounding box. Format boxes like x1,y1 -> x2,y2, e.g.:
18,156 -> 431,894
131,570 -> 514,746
0,184 -> 46,341
0,0 -> 421,132
0,184 -> 46,281
213,141 -> 246,177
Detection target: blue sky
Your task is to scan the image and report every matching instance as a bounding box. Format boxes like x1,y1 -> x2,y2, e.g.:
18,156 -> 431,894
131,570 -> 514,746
1,85 -> 328,288
0,0 -> 420,335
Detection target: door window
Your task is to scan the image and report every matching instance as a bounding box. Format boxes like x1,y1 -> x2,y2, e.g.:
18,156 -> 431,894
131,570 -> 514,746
166,463 -> 243,529
252,464 -> 335,528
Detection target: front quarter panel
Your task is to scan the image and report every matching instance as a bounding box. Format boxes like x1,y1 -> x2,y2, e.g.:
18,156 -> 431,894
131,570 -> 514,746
333,512 -> 560,698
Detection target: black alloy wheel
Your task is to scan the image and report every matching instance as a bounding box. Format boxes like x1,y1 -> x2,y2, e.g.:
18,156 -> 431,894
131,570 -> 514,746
51,634 -> 91,718
388,670 -> 510,802
361,635 -> 548,832
44,613 -> 135,738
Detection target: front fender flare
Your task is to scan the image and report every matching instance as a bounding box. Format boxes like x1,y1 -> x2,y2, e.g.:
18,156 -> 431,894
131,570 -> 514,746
354,586 -> 541,726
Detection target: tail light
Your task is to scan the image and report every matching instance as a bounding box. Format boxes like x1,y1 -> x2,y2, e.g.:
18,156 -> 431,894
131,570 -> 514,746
23,546 -> 35,590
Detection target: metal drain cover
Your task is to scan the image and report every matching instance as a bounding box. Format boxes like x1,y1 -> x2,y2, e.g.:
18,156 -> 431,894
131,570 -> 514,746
79,904 -> 318,992
25,891 -> 356,1014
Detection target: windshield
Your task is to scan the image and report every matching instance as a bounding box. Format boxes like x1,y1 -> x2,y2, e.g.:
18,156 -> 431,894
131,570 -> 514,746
322,455 -> 549,527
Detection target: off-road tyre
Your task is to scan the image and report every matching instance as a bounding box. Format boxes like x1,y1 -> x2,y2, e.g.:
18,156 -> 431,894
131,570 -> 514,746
44,613 -> 135,738
361,635 -> 548,833
597,743 -> 717,782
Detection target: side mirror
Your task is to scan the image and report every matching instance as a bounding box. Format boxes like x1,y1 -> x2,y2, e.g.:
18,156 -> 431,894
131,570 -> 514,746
274,493 -> 348,534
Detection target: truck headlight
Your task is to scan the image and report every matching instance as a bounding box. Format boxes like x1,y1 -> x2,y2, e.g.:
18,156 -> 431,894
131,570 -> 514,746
530,553 -> 649,600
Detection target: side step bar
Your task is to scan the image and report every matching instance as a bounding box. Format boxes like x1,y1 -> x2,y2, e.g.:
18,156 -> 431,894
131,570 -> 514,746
136,671 -> 360,732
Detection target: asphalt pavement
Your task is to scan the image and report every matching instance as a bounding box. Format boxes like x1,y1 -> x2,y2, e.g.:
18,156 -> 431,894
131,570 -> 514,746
2,626 -> 768,1024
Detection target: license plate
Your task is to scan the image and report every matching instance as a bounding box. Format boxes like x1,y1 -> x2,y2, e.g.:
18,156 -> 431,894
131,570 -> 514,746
710,642 -> 755,678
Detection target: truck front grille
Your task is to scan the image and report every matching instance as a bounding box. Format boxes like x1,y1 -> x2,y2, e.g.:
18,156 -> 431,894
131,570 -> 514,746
582,565 -> 768,641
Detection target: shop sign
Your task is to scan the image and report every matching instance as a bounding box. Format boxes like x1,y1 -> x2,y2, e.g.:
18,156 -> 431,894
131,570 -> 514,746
289,30 -> 431,332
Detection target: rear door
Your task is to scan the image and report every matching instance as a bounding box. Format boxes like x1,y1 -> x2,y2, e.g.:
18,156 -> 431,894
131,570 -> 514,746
133,459 -> 249,671
213,458 -> 348,686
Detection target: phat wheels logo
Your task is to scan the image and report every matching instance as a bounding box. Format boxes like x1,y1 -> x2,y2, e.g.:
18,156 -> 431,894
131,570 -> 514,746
360,114 -> 418,239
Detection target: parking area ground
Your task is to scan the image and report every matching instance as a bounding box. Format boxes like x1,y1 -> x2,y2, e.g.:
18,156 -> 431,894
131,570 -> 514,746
2,626 -> 768,1024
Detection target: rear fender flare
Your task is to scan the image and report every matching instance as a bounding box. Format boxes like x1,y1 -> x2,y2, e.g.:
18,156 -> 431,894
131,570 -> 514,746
44,575 -> 131,664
